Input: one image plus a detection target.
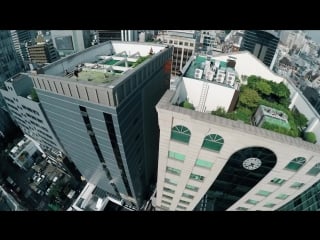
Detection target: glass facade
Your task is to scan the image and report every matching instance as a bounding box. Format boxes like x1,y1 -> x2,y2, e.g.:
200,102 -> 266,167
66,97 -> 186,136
285,157 -> 306,171
240,30 -> 279,67
278,179 -> 320,211
196,147 -> 277,211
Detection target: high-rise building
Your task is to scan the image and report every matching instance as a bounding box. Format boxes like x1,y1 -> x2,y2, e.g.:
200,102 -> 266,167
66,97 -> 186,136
240,30 -> 279,67
0,30 -> 24,137
27,41 -> 172,209
154,52 -> 320,211
93,30 -> 139,45
162,30 -> 199,76
51,30 -> 92,57
27,32 -> 59,65
0,73 -> 64,153
10,30 -> 37,70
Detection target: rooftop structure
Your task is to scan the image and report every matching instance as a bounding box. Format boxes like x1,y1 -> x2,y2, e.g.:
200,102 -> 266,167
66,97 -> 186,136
9,136 -> 38,170
27,41 -> 172,210
171,54 -> 240,113
253,105 -> 290,129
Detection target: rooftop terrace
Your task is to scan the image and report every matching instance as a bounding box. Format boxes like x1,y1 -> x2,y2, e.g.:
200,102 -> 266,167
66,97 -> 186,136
65,51 -> 151,85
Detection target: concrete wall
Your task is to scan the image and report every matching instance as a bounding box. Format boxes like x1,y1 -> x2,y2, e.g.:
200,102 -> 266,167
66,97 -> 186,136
183,77 -> 235,112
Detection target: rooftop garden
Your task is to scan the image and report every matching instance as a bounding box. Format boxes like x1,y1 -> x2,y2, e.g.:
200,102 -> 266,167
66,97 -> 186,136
210,75 -> 311,139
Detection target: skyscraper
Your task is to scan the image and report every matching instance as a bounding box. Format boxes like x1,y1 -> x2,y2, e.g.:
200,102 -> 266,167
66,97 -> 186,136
154,52 -> 320,211
27,41 -> 172,209
51,30 -> 92,57
161,30 -> 199,76
94,30 -> 139,45
10,30 -> 37,70
27,32 -> 59,65
0,73 -> 63,153
240,30 -> 279,67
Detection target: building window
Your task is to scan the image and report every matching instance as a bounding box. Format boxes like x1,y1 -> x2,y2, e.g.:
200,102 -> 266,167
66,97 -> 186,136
161,200 -> 171,205
189,173 -> 205,182
285,157 -> 306,171
190,43 -> 194,47
195,159 -> 213,169
201,134 -> 224,152
246,199 -> 259,205
182,193 -> 194,199
184,42 -> 188,46
290,182 -> 304,189
164,178 -> 178,186
166,166 -> 181,176
171,125 -> 191,144
276,193 -> 289,200
185,184 -> 199,192
179,200 -> 190,205
168,151 -> 185,162
264,203 -> 276,208
161,205 -> 169,210
176,205 -> 186,210
236,207 -> 248,211
256,190 -> 272,197
163,187 -> 175,194
162,194 -> 173,200
270,177 -> 286,185
307,163 -> 320,176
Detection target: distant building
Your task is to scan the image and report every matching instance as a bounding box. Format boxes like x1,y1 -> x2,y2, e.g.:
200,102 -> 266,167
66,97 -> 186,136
0,73 -> 64,153
27,31 -> 59,65
51,30 -> 92,57
10,30 -> 37,70
240,30 -> 280,67
27,41 -> 172,210
279,178 -> 320,211
162,30 -> 199,76
9,136 -> 38,170
93,30 -> 138,45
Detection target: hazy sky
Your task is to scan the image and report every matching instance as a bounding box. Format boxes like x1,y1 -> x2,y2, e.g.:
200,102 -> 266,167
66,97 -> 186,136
305,30 -> 320,44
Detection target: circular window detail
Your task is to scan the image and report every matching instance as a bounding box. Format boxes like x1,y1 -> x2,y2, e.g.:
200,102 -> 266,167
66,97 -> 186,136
242,158 -> 262,170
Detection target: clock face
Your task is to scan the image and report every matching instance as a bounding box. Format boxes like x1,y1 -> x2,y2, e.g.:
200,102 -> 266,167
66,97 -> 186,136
242,158 -> 262,170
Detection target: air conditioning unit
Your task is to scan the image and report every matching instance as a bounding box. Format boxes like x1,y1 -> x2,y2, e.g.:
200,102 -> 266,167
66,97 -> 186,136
206,70 -> 214,81
216,73 -> 225,83
194,68 -> 203,79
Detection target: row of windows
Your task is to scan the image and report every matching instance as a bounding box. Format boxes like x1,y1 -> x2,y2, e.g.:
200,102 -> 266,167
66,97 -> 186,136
171,125 -> 224,152
171,125 -> 320,176
241,182 -> 307,210
166,166 -> 205,182
168,150 -> 214,169
22,104 -> 40,116
168,40 -> 194,47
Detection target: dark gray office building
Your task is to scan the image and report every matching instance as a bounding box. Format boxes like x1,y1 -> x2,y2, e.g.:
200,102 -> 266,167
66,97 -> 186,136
240,30 -> 279,67
28,41 -> 172,209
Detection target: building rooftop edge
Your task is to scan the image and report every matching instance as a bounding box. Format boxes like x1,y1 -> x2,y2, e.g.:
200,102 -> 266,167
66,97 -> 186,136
157,90 -> 320,153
